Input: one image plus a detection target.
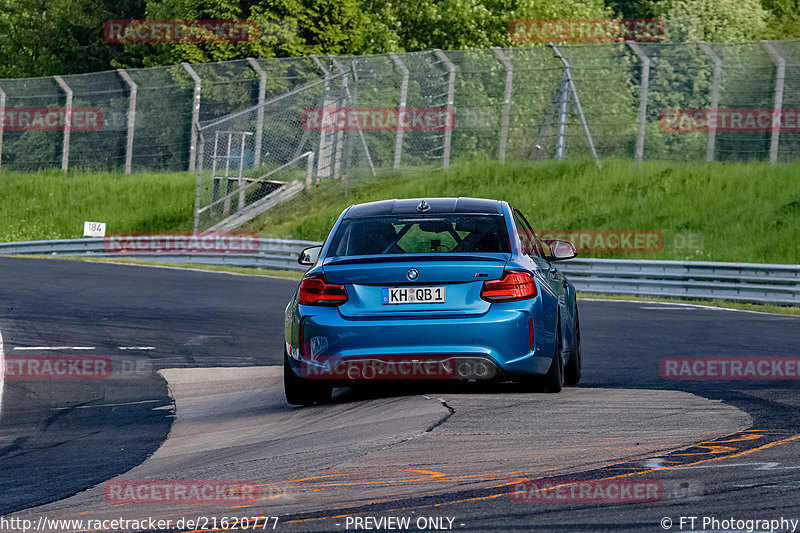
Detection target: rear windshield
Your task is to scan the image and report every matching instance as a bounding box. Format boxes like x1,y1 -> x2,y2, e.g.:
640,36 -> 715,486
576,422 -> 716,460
328,214 -> 510,256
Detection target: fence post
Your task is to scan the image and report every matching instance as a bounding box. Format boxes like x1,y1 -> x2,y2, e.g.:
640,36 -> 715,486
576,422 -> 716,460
182,63 -> 202,172
433,49 -> 455,170
53,76 -> 73,172
556,72 -> 570,159
193,128 -> 204,233
330,57 -> 348,180
311,55 -> 334,178
389,53 -> 409,171
492,47 -> 514,164
237,132 -> 249,210
0,85 -> 5,170
548,42 -> 600,165
762,41 -> 785,164
699,42 -> 721,162
627,42 -> 650,164
117,69 -> 137,174
246,58 -> 267,166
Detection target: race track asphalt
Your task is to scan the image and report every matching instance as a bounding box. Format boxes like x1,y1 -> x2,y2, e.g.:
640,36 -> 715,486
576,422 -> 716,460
1,256 -> 799,532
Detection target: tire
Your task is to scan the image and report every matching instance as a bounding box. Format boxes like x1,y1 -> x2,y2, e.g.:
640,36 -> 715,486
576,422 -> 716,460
283,351 -> 332,406
564,310 -> 581,386
540,335 -> 564,393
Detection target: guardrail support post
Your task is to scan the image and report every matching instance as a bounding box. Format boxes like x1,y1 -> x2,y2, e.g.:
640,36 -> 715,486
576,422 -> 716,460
53,76 -> 73,172
492,47 -> 514,164
182,63 -> 202,172
762,41 -> 785,164
0,85 -> 5,170
433,49 -> 455,170
246,58 -> 267,166
627,42 -> 650,164
699,42 -> 721,162
389,53 -> 409,171
117,69 -> 137,174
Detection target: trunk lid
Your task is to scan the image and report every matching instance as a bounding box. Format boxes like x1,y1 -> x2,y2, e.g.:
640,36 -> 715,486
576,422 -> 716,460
322,254 -> 509,318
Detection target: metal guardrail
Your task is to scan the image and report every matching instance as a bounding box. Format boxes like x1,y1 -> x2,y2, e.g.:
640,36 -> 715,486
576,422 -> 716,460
1,237 -> 798,306
564,258 -> 800,305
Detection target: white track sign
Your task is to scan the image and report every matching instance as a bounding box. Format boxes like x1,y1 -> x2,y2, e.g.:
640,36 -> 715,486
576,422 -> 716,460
83,221 -> 107,237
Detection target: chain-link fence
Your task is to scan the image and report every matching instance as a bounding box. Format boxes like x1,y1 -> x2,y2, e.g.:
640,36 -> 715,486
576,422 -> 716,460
1,40 -> 798,184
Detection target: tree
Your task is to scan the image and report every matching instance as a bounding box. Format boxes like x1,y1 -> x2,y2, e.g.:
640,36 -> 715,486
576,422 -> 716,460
372,0 -> 611,51
761,0 -> 800,39
654,0 -> 769,42
137,0 -> 377,65
0,0 -> 148,78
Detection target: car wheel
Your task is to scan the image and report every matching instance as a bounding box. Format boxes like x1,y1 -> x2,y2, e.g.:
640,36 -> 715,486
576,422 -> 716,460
540,334 -> 564,393
283,350 -> 332,406
564,310 -> 581,386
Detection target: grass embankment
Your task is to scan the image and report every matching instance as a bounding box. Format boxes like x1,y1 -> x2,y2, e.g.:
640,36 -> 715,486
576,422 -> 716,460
0,170 -> 195,241
246,159 -> 800,264
1,159 -> 799,263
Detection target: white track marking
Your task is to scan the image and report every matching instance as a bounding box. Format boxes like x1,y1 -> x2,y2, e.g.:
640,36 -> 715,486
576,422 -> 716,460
579,297 -> 800,317
118,346 -> 155,350
640,306 -> 692,310
13,346 -> 96,350
0,329 -> 5,421
675,462 -> 800,471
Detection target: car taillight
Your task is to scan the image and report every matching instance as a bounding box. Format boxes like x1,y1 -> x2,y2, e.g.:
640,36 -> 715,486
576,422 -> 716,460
298,276 -> 348,306
480,270 -> 537,302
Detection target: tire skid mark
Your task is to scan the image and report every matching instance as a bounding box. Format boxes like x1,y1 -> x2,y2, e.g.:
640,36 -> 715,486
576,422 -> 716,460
275,430 -> 800,526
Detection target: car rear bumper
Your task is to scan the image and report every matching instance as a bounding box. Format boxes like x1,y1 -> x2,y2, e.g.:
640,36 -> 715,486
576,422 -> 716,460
288,304 -> 557,381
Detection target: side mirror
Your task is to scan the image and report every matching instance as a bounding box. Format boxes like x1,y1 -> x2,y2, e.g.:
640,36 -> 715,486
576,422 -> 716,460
542,239 -> 577,261
298,245 -> 322,266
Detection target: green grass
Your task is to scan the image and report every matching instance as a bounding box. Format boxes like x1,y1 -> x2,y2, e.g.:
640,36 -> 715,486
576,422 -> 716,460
245,158 -> 800,264
0,169 -> 195,241
2,159 -> 800,264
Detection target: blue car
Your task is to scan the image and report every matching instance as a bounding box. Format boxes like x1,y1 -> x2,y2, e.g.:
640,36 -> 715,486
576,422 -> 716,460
284,197 -> 581,405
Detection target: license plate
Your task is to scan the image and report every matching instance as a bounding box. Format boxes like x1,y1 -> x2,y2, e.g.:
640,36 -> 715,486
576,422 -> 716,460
381,286 -> 446,304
